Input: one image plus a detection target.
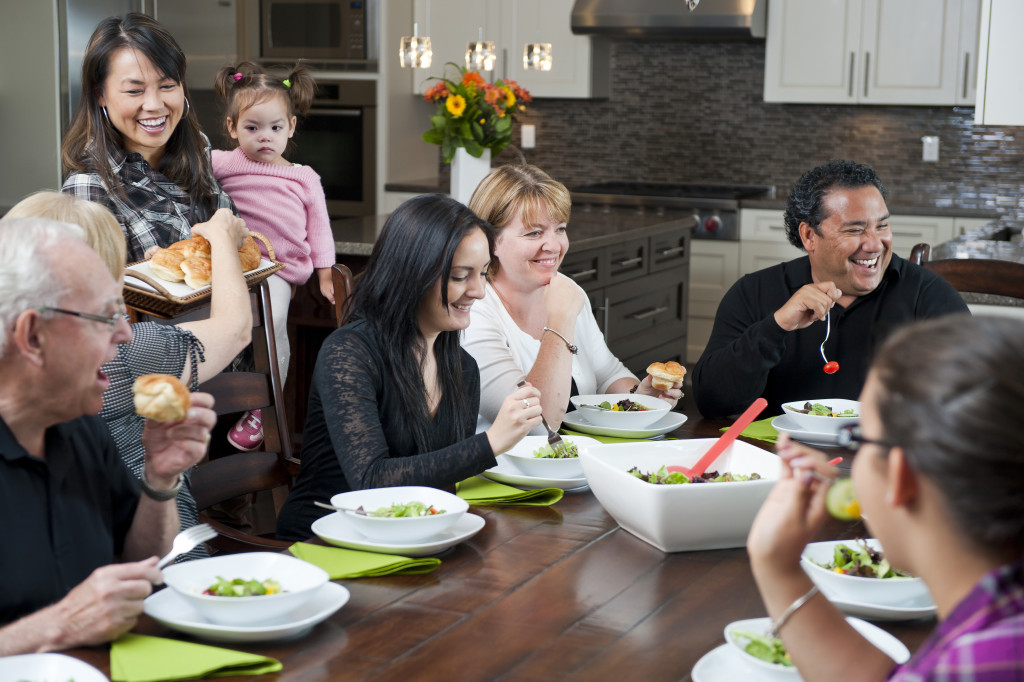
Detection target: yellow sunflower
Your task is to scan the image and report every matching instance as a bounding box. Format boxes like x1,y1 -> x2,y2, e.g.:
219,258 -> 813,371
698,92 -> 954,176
446,94 -> 467,117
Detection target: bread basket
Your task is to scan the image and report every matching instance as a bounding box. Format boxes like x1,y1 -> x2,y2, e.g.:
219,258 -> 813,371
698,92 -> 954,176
123,231 -> 285,319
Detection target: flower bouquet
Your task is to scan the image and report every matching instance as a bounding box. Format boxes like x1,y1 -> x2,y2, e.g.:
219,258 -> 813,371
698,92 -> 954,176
421,63 -> 532,163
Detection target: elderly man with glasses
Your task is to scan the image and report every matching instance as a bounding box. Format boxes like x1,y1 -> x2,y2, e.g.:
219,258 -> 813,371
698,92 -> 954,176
0,216 -> 216,654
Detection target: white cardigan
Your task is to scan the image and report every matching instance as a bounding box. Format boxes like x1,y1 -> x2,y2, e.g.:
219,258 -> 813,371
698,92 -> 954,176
462,276 -> 636,433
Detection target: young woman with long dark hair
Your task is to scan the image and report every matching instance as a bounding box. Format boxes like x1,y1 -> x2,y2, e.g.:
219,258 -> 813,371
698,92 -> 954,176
276,194 -> 542,541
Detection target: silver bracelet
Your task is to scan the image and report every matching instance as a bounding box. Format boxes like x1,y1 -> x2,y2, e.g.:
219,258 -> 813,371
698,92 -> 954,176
768,584 -> 820,639
140,466 -> 183,501
542,327 -> 578,355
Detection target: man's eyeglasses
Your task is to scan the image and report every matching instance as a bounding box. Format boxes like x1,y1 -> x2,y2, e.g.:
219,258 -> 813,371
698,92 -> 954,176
36,301 -> 126,332
836,423 -> 892,452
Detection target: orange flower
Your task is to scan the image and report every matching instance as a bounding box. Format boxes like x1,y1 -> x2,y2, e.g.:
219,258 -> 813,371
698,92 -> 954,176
423,82 -> 450,102
462,71 -> 486,89
445,94 -> 466,117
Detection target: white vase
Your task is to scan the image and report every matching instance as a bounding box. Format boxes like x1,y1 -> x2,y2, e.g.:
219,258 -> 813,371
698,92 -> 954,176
450,148 -> 492,206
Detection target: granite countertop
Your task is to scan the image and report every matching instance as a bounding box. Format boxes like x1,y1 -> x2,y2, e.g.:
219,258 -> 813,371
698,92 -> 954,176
741,197 -> 1002,220
332,209 -> 693,256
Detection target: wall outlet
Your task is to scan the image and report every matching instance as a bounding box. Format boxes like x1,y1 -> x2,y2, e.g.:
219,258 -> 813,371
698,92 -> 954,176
922,136 -> 939,162
521,124 -> 536,149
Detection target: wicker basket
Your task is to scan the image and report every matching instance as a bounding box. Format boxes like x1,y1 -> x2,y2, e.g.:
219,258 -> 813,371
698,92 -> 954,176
123,231 -> 285,319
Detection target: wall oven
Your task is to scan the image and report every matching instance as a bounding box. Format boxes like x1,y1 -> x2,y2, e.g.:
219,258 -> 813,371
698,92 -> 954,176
289,78 -> 376,217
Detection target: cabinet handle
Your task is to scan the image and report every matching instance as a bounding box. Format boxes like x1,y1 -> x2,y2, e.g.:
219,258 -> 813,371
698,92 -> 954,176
963,53 -> 970,99
602,297 -> 610,340
612,256 -> 644,267
864,52 -> 870,98
569,268 -> 598,280
502,48 -> 507,81
631,306 -> 668,321
659,246 -> 685,256
848,52 -> 855,98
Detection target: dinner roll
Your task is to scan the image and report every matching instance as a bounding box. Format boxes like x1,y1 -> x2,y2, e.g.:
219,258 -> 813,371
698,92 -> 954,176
133,373 -> 190,422
647,361 -> 686,391
180,256 -> 213,289
237,235 -> 261,272
150,248 -> 186,282
168,235 -> 212,260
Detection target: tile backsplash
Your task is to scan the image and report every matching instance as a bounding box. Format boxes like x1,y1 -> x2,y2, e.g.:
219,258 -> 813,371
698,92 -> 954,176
480,39 -> 1024,222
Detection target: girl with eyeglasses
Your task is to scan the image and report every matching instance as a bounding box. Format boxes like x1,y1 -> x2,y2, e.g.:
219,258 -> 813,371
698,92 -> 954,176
746,314 -> 1024,681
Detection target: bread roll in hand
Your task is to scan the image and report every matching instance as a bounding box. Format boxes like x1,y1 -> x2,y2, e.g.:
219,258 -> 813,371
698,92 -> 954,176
133,373 -> 191,422
647,361 -> 686,391
237,235 -> 261,272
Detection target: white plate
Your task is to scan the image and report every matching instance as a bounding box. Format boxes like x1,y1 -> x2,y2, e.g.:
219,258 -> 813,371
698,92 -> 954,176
482,457 -> 589,491
144,581 -> 349,643
312,511 -> 485,556
561,409 -> 687,439
771,414 -> 840,445
819,584 -> 938,621
692,644 -> 747,682
124,258 -> 276,296
0,653 -> 109,681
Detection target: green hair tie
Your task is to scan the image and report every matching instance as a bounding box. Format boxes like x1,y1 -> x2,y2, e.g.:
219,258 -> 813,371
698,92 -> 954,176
283,79 -> 292,88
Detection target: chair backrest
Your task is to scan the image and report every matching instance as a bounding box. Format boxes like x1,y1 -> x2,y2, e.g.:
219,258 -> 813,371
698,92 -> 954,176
331,263 -> 355,327
909,242 -> 1024,300
191,279 -> 298,552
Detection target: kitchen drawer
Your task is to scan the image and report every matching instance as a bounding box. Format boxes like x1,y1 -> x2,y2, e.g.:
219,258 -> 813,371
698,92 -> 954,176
650,227 -> 691,273
604,268 -> 687,346
618,338 -> 687,378
561,247 -> 605,291
606,237 -> 648,286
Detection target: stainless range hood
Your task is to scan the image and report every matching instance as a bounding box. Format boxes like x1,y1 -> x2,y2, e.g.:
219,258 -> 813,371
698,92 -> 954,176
571,0 -> 766,39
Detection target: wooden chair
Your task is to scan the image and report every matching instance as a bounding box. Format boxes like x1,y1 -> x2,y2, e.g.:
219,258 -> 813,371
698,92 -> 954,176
909,242 -> 1024,299
331,263 -> 355,327
190,279 -> 298,553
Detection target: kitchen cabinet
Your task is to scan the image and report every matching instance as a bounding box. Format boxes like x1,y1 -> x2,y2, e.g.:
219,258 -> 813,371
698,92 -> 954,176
412,0 -> 609,98
974,0 -> 1024,125
764,0 -> 978,106
686,241 -> 739,365
560,226 -> 689,376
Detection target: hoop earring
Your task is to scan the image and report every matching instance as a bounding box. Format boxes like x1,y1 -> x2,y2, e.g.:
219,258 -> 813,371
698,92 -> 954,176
101,106 -> 110,124
184,97 -> 190,116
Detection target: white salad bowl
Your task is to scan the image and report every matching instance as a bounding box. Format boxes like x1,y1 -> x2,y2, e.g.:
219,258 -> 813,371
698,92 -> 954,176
801,538 -> 933,606
161,552 -> 328,626
330,486 -> 468,544
780,399 -> 861,434
579,439 -> 779,552
570,393 -> 671,430
502,434 -> 601,478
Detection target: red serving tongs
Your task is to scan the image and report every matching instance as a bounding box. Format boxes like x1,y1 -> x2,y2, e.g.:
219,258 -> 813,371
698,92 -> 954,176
666,397 -> 768,479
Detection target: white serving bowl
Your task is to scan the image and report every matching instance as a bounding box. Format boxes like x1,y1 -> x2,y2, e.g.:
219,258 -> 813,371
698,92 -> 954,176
330,486 -> 468,544
724,616 -> 910,679
502,434 -> 601,478
801,539 -> 933,606
161,552 -> 329,626
579,439 -> 780,552
570,393 -> 671,430
780,399 -> 861,434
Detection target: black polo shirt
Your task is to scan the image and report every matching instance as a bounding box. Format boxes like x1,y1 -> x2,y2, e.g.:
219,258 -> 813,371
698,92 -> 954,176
0,414 -> 139,624
692,253 -> 970,418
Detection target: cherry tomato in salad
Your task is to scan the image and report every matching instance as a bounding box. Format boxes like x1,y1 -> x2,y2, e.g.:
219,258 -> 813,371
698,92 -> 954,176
823,360 -> 840,374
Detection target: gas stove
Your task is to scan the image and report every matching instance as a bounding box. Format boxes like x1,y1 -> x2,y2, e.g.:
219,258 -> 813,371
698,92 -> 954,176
571,181 -> 774,240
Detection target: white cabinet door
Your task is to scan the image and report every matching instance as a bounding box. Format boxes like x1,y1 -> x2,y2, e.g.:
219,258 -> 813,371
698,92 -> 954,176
687,242 -> 740,364
974,0 -> 1024,126
740,242 -> 799,277
957,0 -> 981,104
412,0 -> 502,95
889,215 -> 955,254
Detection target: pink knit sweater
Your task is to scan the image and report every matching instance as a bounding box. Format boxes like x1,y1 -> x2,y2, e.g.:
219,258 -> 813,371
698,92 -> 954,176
212,148 -> 335,285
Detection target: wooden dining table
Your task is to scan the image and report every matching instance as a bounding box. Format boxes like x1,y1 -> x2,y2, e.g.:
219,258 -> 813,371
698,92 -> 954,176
67,399 -> 935,681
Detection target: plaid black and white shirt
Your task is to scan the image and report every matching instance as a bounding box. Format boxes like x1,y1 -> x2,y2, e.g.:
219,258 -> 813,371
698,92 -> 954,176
62,138 -> 236,263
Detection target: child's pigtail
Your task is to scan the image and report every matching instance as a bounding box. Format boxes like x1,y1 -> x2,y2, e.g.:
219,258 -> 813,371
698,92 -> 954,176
286,62 -> 317,117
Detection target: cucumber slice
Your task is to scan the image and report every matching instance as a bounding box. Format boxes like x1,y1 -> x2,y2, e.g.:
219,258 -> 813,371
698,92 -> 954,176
826,478 -> 861,521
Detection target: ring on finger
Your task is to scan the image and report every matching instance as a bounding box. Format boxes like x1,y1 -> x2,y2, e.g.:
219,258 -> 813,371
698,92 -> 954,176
522,399 -> 530,409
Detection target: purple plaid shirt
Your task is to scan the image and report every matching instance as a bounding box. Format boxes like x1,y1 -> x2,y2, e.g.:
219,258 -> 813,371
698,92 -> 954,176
888,561 -> 1024,681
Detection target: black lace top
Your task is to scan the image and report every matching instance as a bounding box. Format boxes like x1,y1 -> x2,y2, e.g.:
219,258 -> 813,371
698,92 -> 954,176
276,320 -> 495,541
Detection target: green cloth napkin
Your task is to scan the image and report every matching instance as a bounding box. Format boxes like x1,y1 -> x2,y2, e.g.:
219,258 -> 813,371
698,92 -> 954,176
720,416 -> 779,444
110,633 -> 281,682
289,542 -> 440,578
559,428 -> 675,444
455,476 -> 563,505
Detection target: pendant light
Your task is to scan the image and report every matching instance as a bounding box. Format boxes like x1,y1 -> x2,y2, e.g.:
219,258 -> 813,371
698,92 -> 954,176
523,42 -> 552,71
465,27 -> 496,72
399,22 -> 432,69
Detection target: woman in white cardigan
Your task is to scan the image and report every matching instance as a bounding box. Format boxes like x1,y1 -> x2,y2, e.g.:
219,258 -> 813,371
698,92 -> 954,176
463,165 -> 682,433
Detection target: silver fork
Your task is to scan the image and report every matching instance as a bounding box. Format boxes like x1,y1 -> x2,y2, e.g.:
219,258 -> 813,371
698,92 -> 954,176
156,523 -> 218,568
819,309 -> 832,365
517,380 -> 571,458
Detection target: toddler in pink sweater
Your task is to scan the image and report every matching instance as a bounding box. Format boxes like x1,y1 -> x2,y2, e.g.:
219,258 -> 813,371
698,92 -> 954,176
212,61 -> 336,451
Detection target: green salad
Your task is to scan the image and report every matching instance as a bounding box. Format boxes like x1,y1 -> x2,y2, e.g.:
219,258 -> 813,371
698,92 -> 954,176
369,501 -> 446,518
787,401 -> 858,418
628,465 -> 761,484
814,540 -> 910,578
203,576 -> 282,597
732,629 -> 793,667
532,442 -> 579,459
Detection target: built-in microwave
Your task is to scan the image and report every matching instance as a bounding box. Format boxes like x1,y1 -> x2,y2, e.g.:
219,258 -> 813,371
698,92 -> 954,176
239,0 -> 378,69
